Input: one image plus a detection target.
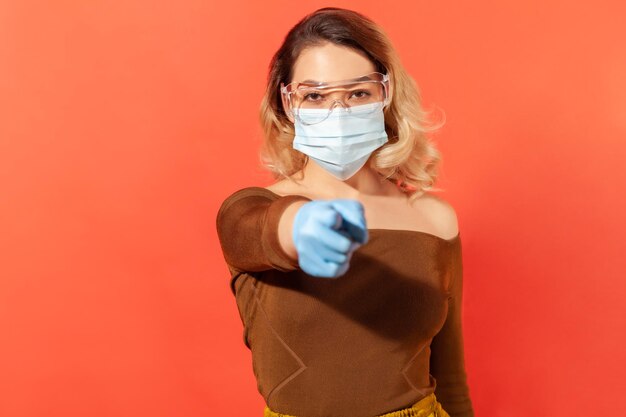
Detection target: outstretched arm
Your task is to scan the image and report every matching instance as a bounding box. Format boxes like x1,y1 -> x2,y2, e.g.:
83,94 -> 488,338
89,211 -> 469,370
216,188 -> 311,274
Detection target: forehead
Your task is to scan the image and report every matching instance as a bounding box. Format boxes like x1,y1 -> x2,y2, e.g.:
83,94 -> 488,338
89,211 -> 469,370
291,43 -> 377,84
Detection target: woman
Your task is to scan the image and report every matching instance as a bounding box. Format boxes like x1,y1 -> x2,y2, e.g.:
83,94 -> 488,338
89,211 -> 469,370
216,7 -> 474,417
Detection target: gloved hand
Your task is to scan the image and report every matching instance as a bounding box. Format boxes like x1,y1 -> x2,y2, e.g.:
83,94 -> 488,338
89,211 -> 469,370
291,199 -> 369,278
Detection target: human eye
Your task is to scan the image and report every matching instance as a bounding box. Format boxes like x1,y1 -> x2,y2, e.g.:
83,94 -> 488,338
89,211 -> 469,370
350,89 -> 371,99
303,92 -> 324,101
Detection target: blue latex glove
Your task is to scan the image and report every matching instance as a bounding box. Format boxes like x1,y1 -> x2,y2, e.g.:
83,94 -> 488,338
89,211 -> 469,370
292,199 -> 369,278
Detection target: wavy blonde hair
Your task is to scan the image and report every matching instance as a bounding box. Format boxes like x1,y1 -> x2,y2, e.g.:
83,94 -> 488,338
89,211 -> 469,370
258,7 -> 446,203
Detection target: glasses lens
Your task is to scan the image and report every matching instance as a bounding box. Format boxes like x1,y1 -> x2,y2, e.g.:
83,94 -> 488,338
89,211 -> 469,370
296,82 -> 384,109
292,81 -> 386,125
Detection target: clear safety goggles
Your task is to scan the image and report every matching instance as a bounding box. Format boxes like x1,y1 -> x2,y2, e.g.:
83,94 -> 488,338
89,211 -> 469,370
280,72 -> 390,125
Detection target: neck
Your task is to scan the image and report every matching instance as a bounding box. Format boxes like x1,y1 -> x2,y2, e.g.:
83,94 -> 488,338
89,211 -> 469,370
292,157 -> 395,199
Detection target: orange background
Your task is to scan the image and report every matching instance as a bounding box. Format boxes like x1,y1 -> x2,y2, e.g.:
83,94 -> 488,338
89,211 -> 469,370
1,1 -> 625,416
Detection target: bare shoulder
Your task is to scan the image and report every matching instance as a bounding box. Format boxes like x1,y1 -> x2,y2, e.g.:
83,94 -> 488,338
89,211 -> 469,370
263,178 -> 309,197
263,182 -> 283,193
263,181 -> 293,196
412,191 -> 460,239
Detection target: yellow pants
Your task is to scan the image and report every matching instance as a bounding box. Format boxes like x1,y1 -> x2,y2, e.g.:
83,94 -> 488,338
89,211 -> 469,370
263,393 -> 450,417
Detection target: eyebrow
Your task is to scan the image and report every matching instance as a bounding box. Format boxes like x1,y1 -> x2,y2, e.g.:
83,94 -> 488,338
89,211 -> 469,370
299,74 -> 373,84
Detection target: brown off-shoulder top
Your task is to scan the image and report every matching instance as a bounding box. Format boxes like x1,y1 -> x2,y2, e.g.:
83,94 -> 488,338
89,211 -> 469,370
215,186 -> 474,417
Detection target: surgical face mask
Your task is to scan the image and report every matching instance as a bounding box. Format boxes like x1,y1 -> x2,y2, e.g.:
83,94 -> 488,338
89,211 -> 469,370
292,102 -> 389,181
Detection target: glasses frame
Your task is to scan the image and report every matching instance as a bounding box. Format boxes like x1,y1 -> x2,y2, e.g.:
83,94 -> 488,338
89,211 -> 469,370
280,72 -> 391,123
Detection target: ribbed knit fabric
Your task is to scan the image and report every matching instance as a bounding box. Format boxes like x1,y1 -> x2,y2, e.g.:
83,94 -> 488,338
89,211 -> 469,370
216,186 -> 474,417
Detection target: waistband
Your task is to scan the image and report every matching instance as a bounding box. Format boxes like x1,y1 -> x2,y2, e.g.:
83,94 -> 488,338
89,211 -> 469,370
263,393 -> 450,417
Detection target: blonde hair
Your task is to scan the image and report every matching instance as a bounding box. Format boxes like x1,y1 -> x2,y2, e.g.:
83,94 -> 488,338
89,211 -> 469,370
258,7 -> 446,203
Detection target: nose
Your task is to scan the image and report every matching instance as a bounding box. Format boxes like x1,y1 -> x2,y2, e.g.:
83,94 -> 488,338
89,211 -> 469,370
328,99 -> 349,113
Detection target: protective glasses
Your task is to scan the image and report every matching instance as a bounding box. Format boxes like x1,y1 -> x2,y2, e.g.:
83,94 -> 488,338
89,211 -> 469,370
280,72 -> 390,125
